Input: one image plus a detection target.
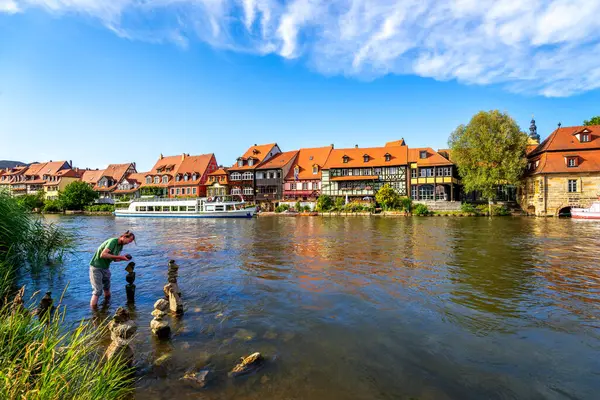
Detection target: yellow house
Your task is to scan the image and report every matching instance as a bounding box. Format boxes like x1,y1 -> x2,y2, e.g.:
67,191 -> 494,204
44,169 -> 82,200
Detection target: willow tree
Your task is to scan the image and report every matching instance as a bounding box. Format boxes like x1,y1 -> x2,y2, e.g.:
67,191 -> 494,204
449,110 -> 528,216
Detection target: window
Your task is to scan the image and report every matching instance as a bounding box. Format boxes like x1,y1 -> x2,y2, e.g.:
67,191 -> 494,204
312,165 -> 318,174
176,175 -> 180,182
419,185 -> 434,200
238,159 -> 244,167
248,159 -> 254,166
162,176 -> 168,184
176,188 -> 180,195
243,187 -> 253,195
184,175 -> 188,181
568,179 -> 578,193
154,176 -> 160,184
420,151 -> 427,159
170,188 -> 175,195
411,185 -> 418,199
231,187 -> 241,195
186,188 -> 190,194
384,153 -> 391,162
231,172 -> 242,180
277,171 -> 281,178
242,172 -> 253,180
567,158 -> 577,167
363,155 -> 369,163
302,182 -> 308,190
193,187 -> 197,195
290,183 -> 296,190
192,174 -> 197,180
343,156 -> 349,164
411,169 -> 417,178
582,134 -> 590,142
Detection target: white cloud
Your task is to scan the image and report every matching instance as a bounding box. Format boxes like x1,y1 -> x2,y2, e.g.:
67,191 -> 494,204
4,0 -> 600,97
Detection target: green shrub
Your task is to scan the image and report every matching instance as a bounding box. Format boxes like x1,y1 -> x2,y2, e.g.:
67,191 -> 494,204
84,204 -> 115,213
275,204 -> 290,213
15,192 -> 45,211
42,200 -> 62,213
316,195 -> 333,212
59,181 -> 99,210
334,197 -> 345,211
493,205 -> 511,216
344,202 -> 365,212
302,205 -> 312,212
375,184 -> 401,210
460,203 -> 478,214
399,196 -> 412,212
413,203 -> 430,216
295,201 -> 302,212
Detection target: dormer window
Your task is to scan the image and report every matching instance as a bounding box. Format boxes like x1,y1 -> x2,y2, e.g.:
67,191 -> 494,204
184,174 -> 189,181
192,173 -> 198,180
363,154 -> 369,163
343,155 -> 349,164
312,165 -> 318,175
419,151 -> 427,159
238,159 -> 244,167
176,175 -> 181,182
248,159 -> 254,166
567,157 -> 578,167
582,134 -> 590,142
154,176 -> 160,184
384,153 -> 391,162
309,156 -> 314,160
162,176 -> 168,184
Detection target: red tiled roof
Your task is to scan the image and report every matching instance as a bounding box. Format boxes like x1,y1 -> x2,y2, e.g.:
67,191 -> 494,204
101,163 -> 133,183
124,172 -> 146,185
256,150 -> 298,170
408,148 -> 453,166
208,168 -> 228,176
285,146 -> 333,181
171,154 -> 215,187
81,169 -> 104,185
530,125 -> 600,155
55,169 -> 81,178
230,143 -> 279,171
529,150 -> 600,175
385,139 -> 406,147
323,146 -> 408,169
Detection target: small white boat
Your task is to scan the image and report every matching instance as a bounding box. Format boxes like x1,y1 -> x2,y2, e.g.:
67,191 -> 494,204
114,195 -> 255,218
571,201 -> 600,219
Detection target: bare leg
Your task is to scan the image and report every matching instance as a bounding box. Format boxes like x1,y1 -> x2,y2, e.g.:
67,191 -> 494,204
90,294 -> 99,307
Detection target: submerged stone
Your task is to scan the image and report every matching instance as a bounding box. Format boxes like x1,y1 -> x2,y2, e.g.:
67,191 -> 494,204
234,328 -> 256,341
182,369 -> 212,388
229,352 -> 264,378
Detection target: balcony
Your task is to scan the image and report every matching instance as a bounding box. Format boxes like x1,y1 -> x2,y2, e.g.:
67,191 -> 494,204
256,178 -> 281,186
283,190 -> 318,198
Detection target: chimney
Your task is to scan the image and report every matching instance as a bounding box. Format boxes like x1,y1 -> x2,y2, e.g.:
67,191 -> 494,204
160,153 -> 163,160
69,160 -> 73,168
355,144 -> 358,148
182,153 -> 186,160
331,144 -> 334,149
133,162 -> 136,170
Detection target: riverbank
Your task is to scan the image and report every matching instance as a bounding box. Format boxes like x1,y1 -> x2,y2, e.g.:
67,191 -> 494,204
258,211 -> 515,217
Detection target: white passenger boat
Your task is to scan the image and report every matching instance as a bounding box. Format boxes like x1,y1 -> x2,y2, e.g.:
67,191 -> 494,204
114,195 -> 255,218
571,201 -> 600,219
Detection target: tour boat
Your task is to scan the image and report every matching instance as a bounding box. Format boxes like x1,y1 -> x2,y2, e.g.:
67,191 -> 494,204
571,201 -> 600,219
114,195 -> 255,218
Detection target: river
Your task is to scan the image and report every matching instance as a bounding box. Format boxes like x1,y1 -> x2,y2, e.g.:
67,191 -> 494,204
20,215 -> 600,399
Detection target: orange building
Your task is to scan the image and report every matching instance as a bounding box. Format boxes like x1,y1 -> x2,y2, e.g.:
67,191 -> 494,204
283,146 -> 333,201
206,168 -> 229,197
407,147 -> 460,201
95,163 -> 137,202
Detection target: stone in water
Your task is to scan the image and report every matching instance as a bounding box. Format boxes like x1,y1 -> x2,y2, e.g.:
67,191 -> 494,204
229,352 -> 264,378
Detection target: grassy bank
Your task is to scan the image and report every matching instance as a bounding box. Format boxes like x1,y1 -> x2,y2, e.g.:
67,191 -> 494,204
0,192 -> 133,399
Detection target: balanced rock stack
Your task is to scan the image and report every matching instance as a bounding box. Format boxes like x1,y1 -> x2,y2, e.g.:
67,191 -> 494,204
150,299 -> 171,339
125,261 -> 136,303
105,307 -> 137,367
163,260 -> 183,315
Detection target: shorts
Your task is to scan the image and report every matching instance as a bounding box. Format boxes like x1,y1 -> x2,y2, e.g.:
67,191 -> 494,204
89,266 -> 111,296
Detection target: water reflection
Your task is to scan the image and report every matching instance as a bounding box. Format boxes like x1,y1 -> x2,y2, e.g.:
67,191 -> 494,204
21,215 -> 600,399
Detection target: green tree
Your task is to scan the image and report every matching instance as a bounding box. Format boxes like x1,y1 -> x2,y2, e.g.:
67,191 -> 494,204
140,186 -> 164,196
59,181 -> 99,210
334,197 -> 345,210
316,195 -> 333,212
449,110 -> 528,216
15,191 -> 45,211
583,116 -> 600,126
375,184 -> 401,210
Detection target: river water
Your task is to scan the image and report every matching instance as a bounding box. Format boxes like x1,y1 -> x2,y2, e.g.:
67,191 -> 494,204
20,215 -> 600,399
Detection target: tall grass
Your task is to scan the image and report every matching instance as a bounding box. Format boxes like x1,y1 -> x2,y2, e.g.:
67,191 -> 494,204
0,193 -> 134,399
0,300 -> 134,400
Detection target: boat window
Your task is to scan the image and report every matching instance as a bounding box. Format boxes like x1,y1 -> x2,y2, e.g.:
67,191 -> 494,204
179,206 -> 186,211
187,206 -> 196,211
139,206 -> 146,211
216,205 -> 224,211
147,206 -> 154,211
205,205 -> 214,211
171,206 -> 178,212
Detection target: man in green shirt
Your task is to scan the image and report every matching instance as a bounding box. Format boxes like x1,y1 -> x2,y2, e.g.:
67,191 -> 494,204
89,230 -> 135,307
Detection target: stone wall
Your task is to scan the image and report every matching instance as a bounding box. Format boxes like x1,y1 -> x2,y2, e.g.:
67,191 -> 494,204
413,200 -> 461,211
519,173 -> 600,216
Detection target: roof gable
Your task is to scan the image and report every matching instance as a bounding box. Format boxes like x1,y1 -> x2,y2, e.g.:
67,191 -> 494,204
323,146 -> 408,169
530,125 -> 600,155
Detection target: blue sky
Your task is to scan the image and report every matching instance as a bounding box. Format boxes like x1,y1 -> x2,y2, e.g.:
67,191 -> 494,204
1,1 -> 599,172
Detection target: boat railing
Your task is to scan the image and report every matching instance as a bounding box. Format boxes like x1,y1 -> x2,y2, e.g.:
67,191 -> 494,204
133,197 -> 198,203
130,196 -> 247,204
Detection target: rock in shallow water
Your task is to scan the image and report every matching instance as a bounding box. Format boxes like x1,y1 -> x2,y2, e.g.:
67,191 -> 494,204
182,369 -> 212,388
228,352 -> 264,378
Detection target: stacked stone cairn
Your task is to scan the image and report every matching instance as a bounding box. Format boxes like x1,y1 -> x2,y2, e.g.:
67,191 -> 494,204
150,299 -> 171,339
163,260 -> 183,315
125,261 -> 136,303
104,307 -> 137,367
